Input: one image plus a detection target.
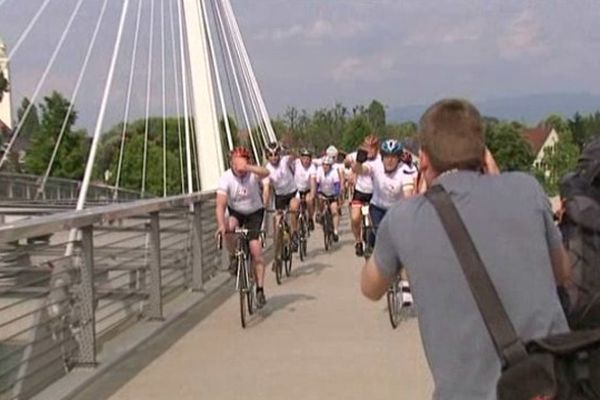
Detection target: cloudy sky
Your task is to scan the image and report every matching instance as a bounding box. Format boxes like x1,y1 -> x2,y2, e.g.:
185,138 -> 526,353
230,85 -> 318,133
1,0 -> 600,131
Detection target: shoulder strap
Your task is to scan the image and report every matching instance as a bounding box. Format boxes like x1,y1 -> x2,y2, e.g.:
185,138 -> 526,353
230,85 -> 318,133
424,185 -> 528,367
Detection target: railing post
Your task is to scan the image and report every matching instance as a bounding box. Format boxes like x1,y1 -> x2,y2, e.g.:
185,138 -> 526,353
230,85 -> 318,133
147,212 -> 163,320
191,201 -> 204,291
76,225 -> 97,366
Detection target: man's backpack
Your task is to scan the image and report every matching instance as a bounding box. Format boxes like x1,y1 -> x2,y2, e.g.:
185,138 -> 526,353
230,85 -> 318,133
559,138 -> 600,329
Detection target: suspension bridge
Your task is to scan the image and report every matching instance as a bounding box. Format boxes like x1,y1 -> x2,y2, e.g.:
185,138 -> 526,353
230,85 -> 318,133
0,1 -> 431,399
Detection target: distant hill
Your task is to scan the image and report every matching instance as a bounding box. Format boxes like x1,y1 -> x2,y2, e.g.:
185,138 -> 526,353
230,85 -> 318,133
388,93 -> 600,125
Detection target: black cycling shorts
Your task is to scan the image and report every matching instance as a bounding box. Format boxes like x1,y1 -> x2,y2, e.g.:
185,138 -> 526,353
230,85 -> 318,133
351,189 -> 372,205
319,193 -> 338,203
275,191 -> 297,210
227,207 -> 264,241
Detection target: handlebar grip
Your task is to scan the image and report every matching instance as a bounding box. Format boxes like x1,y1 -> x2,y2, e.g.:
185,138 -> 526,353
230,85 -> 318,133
216,232 -> 223,250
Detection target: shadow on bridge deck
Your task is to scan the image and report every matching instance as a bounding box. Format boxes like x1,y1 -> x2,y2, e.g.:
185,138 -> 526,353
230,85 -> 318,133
72,216 -> 433,400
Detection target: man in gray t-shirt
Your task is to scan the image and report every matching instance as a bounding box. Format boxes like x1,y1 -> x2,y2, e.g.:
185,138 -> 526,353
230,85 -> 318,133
361,99 -> 571,400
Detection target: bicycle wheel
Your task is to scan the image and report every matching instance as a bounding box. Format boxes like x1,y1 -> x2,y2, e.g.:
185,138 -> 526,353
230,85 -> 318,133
323,212 -> 331,251
284,243 -> 293,276
247,262 -> 255,316
239,258 -> 248,328
363,225 -> 373,259
387,279 -> 402,329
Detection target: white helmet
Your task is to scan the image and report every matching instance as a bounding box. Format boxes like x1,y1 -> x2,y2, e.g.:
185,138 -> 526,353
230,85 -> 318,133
326,145 -> 338,158
323,155 -> 335,165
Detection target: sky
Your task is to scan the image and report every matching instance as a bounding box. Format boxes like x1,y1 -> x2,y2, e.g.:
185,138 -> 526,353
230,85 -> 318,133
1,0 -> 600,132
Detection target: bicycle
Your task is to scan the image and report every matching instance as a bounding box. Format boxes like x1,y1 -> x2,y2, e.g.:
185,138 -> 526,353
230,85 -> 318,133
269,209 -> 293,285
319,197 -> 335,251
361,204 -> 373,259
297,196 -> 310,262
387,275 -> 403,329
217,228 -> 260,328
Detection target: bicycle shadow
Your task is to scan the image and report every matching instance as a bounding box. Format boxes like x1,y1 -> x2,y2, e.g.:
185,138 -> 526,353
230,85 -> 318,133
305,239 -> 354,258
289,261 -> 331,279
248,293 -> 316,327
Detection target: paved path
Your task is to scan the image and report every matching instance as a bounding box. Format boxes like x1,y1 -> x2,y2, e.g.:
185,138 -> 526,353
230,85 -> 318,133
105,218 -> 433,400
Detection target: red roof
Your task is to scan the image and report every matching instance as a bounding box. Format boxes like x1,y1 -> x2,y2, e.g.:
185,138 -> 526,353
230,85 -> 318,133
522,126 -> 552,155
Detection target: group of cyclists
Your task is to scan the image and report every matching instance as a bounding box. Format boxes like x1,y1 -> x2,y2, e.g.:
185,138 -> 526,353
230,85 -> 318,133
215,134 -> 419,310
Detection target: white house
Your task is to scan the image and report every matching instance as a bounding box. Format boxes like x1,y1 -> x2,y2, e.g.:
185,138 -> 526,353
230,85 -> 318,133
522,126 -> 559,170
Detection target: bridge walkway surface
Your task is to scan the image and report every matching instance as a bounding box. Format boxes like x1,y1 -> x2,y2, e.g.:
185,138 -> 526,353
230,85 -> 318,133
74,216 -> 433,400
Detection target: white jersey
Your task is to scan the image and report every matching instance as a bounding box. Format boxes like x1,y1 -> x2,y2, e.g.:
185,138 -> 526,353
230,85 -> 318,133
367,161 -> 412,209
294,159 -> 316,192
401,163 -> 418,188
265,155 -> 297,195
316,166 -> 340,197
348,152 -> 380,194
217,169 -> 264,214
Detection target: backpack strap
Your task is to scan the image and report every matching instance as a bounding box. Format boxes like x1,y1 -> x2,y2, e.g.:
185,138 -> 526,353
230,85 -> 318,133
425,185 -> 529,367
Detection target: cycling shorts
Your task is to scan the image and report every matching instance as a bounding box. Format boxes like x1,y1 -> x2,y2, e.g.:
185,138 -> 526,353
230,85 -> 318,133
351,189 -> 373,206
227,207 -> 264,241
275,191 -> 297,211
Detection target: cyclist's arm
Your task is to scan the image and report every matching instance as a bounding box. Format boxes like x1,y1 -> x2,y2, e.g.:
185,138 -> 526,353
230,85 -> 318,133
352,160 -> 370,176
361,257 -> 392,300
247,164 -> 269,179
215,192 -> 228,232
262,180 -> 271,206
309,175 -> 317,198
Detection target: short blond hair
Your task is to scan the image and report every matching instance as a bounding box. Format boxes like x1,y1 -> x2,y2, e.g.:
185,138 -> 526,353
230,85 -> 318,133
419,99 -> 485,173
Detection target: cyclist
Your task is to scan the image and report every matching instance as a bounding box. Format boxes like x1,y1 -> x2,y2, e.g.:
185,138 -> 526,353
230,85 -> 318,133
263,141 -> 301,258
353,139 -> 415,305
401,151 -> 419,194
325,145 -> 346,201
316,155 -> 341,242
294,148 -> 317,231
345,135 -> 380,256
216,147 -> 270,308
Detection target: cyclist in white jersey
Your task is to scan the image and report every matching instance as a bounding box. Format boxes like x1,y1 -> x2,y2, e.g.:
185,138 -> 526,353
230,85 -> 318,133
263,142 -> 301,254
294,148 -> 317,230
401,151 -> 419,191
346,135 -> 380,256
316,156 -> 341,241
216,147 -> 270,308
354,139 -> 415,306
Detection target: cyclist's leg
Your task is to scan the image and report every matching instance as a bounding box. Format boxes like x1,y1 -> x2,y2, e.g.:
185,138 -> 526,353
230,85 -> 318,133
246,209 -> 266,305
368,204 -> 387,248
330,198 -> 340,238
289,195 -> 300,235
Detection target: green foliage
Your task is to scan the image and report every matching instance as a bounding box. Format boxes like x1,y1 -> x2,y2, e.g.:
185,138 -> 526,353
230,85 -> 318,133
385,121 -> 417,141
485,120 -> 534,171
96,117 -> 188,195
24,91 -> 88,179
533,132 -> 579,195
16,97 -> 40,138
366,100 -> 386,133
342,115 -> 372,150
569,111 -> 600,151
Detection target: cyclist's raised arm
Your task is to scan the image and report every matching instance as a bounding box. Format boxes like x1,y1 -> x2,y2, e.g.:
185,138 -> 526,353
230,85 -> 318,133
246,164 -> 269,179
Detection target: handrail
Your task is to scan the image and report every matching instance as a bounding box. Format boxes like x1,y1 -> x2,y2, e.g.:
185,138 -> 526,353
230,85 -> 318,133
0,191 -> 214,244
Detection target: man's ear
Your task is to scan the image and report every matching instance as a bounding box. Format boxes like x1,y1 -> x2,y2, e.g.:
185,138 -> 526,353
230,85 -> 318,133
418,149 -> 429,171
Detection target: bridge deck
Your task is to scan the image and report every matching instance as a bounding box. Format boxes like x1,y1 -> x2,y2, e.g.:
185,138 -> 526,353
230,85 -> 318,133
87,218 -> 432,399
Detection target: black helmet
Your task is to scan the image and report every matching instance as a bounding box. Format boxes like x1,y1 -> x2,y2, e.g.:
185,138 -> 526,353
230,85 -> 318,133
266,142 -> 281,156
299,148 -> 312,157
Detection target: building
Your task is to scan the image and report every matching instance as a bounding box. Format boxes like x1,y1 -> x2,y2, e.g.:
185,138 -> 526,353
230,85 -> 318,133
522,125 -> 559,168
0,36 -> 11,130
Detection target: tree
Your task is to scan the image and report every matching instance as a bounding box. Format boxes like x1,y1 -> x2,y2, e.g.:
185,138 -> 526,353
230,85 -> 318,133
342,115 -> 372,151
16,97 -> 40,138
534,132 -> 580,195
24,91 -> 88,179
367,99 -> 386,133
485,121 -> 534,172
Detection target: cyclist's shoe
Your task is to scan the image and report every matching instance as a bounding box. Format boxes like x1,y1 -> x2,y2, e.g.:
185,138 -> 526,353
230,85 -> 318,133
315,213 -> 323,224
355,242 -> 364,257
308,218 -> 315,231
228,255 -> 237,276
291,232 -> 299,252
332,231 -> 339,243
256,289 -> 266,309
401,281 -> 413,307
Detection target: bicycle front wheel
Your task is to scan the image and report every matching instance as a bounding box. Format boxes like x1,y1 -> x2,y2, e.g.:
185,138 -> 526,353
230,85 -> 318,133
284,244 -> 293,277
387,280 -> 402,329
239,257 -> 248,328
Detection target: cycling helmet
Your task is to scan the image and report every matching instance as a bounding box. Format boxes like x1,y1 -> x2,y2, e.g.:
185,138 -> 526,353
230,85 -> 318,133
230,146 -> 250,159
326,145 -> 338,158
380,139 -> 403,156
323,155 -> 335,165
299,148 -> 312,157
266,142 -> 281,156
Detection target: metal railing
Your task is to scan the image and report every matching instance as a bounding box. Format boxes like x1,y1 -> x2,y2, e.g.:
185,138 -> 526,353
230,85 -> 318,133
0,173 -> 148,204
0,191 -> 222,400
